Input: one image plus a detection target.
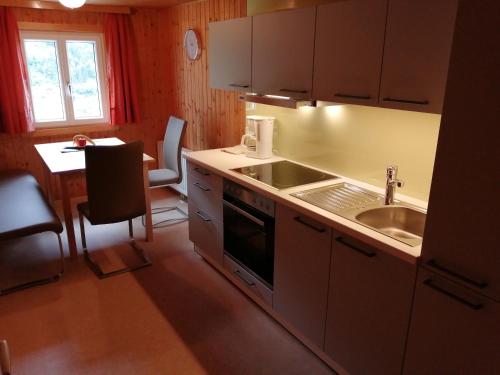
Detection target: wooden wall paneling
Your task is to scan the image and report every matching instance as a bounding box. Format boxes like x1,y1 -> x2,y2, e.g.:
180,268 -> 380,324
1,0 -> 130,14
161,0 -> 246,151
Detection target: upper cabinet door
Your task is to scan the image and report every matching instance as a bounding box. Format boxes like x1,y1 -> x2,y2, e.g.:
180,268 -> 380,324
379,0 -> 458,113
208,17 -> 252,92
313,0 -> 387,106
252,7 -> 316,99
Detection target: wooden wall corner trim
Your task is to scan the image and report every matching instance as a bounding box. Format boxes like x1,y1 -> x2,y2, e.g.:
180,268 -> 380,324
0,0 -> 131,14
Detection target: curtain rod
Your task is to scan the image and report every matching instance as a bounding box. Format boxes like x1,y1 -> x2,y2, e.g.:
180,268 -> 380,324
0,0 -> 131,14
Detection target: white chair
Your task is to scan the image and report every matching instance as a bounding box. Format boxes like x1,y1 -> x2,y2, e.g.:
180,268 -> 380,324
146,116 -> 188,227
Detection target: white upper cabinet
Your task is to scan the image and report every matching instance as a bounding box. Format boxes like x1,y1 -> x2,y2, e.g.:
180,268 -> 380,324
208,17 -> 252,92
252,6 -> 316,99
379,0 -> 458,113
313,0 -> 387,106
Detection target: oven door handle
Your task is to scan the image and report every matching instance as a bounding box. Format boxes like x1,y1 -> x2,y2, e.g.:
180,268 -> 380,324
223,200 -> 265,227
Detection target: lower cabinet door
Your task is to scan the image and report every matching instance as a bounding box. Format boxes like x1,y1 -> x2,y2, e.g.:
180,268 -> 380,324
189,203 -> 223,265
403,267 -> 500,375
274,204 -> 332,348
325,234 -> 416,375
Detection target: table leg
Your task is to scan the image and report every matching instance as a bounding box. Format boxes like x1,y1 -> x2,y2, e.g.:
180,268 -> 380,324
143,164 -> 153,242
43,165 -> 54,205
60,174 -> 78,258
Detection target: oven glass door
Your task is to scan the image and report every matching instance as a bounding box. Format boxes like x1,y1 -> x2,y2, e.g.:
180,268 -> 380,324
223,197 -> 275,289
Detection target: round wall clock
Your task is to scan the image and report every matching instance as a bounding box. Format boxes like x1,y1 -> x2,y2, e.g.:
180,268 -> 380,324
184,28 -> 201,61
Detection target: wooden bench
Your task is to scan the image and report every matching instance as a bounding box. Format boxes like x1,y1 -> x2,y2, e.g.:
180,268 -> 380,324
0,170 -> 64,295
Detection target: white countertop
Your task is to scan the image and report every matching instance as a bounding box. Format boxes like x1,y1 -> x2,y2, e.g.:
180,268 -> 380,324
186,149 -> 428,265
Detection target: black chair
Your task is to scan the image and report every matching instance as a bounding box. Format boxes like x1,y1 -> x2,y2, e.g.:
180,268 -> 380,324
145,116 -> 188,227
78,141 -> 151,279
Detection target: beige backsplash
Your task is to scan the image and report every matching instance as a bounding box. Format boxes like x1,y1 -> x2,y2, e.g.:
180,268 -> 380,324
246,103 -> 441,202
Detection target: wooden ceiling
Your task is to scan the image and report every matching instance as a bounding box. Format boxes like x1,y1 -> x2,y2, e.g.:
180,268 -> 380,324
45,0 -> 193,7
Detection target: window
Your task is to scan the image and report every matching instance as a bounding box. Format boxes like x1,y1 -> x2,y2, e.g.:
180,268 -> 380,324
20,31 -> 109,128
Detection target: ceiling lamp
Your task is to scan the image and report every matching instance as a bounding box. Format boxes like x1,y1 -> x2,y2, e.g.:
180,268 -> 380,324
59,0 -> 86,9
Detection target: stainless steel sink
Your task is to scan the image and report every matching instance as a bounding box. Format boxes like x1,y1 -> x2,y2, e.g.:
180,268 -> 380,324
355,206 -> 426,246
292,183 -> 427,246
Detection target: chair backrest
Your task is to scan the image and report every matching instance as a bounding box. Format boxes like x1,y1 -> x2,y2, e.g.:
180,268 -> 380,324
163,116 -> 187,183
85,141 -> 146,225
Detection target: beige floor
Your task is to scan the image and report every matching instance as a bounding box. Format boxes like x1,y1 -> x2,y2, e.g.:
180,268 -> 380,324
0,189 -> 334,375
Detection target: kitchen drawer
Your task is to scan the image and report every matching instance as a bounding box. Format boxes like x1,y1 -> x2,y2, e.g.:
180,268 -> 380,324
189,203 -> 223,265
223,254 -> 273,307
187,175 -> 222,221
187,161 -> 222,192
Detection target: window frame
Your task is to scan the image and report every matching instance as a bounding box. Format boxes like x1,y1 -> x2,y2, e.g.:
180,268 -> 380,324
20,30 -> 110,129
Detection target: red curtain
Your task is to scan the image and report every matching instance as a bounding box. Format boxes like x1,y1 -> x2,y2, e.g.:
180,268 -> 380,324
0,7 -> 34,134
104,14 -> 141,126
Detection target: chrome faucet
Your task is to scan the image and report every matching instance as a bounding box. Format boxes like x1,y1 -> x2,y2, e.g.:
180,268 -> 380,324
385,165 -> 404,205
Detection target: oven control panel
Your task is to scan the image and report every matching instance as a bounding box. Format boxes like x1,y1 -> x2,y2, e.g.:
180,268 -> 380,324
223,179 -> 275,217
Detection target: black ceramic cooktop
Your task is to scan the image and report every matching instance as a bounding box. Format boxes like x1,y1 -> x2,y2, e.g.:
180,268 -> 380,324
232,160 -> 339,190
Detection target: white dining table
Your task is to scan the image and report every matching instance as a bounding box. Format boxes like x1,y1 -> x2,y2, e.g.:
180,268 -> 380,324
35,137 -> 155,259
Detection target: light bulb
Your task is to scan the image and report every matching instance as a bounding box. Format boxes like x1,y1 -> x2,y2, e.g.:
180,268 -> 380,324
59,0 -> 86,9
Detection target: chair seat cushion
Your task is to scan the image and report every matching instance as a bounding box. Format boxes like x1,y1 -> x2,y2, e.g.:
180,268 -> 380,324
0,170 -> 63,241
148,168 -> 179,187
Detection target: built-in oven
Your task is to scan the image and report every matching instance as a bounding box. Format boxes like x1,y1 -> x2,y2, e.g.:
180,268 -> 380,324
223,179 -> 275,289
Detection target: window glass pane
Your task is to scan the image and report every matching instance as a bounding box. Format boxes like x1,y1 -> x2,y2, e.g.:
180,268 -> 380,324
24,40 -> 65,122
66,41 -> 103,119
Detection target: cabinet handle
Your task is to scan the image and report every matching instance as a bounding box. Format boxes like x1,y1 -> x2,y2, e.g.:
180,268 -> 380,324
294,216 -> 326,233
424,278 -> 483,311
427,259 -> 488,289
334,93 -> 371,100
336,237 -> 376,258
193,182 -> 210,192
233,269 -> 255,287
223,200 -> 265,227
279,88 -> 308,94
193,167 -> 210,176
383,97 -> 429,105
195,210 -> 211,222
229,83 -> 249,88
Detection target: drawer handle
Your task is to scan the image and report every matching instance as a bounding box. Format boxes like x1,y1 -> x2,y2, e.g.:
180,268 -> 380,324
229,83 -> 249,88
427,259 -> 488,289
424,278 -> 483,311
193,167 -> 210,176
294,216 -> 326,233
279,88 -> 308,94
383,97 -> 429,105
233,269 -> 255,287
334,93 -> 371,100
195,210 -> 211,222
336,237 -> 376,258
193,182 -> 210,192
